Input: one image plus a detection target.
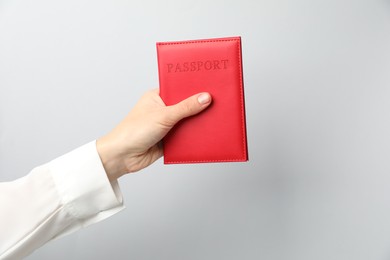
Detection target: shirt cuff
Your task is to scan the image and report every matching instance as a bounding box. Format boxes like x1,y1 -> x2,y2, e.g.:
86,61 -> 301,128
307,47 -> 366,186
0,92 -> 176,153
47,140 -> 125,223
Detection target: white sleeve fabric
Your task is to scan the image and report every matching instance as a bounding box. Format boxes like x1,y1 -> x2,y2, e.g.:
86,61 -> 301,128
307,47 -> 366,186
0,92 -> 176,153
0,141 -> 125,259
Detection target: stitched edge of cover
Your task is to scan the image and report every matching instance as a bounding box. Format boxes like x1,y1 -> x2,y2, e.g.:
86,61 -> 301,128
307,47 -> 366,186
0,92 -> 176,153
157,38 -> 240,46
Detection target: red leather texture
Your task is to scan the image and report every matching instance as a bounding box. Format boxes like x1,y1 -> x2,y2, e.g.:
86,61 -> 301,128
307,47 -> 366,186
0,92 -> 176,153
157,36 -> 248,164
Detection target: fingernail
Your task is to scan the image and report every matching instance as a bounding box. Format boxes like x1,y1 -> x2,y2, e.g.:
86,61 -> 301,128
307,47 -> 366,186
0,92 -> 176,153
197,93 -> 211,104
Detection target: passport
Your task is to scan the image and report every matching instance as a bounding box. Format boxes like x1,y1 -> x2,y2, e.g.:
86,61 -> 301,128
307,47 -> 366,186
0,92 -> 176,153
157,36 -> 248,164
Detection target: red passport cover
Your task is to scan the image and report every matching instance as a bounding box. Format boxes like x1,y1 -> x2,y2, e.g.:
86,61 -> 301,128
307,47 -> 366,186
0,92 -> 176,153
157,36 -> 248,164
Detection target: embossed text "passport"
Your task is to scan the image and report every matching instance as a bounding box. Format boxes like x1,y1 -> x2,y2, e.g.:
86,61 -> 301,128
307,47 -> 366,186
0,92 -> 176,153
157,36 -> 248,164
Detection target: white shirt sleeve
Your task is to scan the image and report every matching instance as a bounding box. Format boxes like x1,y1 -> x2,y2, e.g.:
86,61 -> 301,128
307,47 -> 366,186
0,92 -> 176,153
0,141 -> 125,259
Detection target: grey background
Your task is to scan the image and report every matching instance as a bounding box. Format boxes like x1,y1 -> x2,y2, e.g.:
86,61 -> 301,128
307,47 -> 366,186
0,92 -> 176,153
1,0 -> 390,259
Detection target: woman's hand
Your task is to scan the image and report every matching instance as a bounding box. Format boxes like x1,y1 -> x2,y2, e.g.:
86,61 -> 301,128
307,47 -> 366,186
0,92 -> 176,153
96,89 -> 212,181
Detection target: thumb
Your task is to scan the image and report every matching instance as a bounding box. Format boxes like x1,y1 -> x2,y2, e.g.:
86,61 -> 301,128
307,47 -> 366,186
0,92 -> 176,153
164,92 -> 212,125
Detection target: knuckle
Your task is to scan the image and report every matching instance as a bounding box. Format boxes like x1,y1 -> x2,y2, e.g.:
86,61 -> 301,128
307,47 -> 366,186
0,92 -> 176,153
179,101 -> 195,114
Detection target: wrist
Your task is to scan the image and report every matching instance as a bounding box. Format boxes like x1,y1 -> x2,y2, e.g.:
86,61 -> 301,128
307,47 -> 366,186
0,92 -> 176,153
96,136 -> 126,181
